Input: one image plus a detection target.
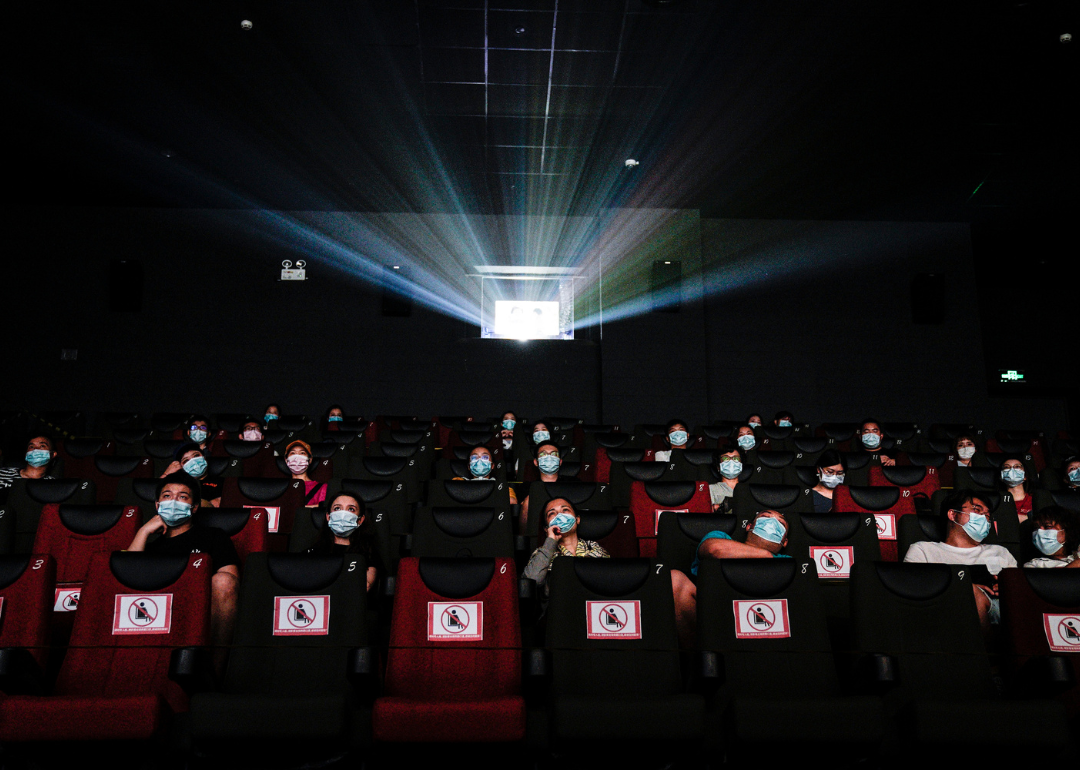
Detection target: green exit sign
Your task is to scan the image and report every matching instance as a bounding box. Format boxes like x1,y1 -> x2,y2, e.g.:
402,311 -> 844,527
999,369 -> 1026,383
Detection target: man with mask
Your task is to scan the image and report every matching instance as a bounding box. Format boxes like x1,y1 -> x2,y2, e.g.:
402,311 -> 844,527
709,448 -> 744,513
691,510 -> 792,575
904,491 -> 1016,630
518,440 -> 564,533
856,419 -> 899,467
239,419 -> 265,443
127,472 -> 240,666
655,419 -> 691,462
160,442 -> 222,507
185,414 -> 215,452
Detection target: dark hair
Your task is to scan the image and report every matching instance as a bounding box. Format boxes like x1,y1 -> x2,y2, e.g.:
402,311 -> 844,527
774,410 -> 794,423
241,418 -> 265,432
994,454 -> 1030,495
538,496 -> 578,538
172,442 -> 204,461
666,418 -> 689,432
953,433 -> 978,448
1030,505 -> 1079,555
942,490 -> 992,519
860,418 -> 882,431
324,403 -> 344,420
501,410 -> 516,422
717,446 -> 744,465
156,472 -> 201,504
316,494 -> 373,555
815,449 -> 845,472
530,420 -> 550,435
263,404 -> 281,415
745,413 -> 762,424
1063,457 -> 1080,485
534,440 -> 560,457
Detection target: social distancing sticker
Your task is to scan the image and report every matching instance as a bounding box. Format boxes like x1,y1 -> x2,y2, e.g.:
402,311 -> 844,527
586,600 -> 642,639
0,596 -> 4,621
654,508 -> 688,535
874,514 -> 896,541
428,601 -> 483,641
244,505 -> 280,533
810,545 -> 854,579
54,584 -> 82,613
733,599 -> 791,639
273,595 -> 330,636
112,594 -> 173,635
1043,613 -> 1080,652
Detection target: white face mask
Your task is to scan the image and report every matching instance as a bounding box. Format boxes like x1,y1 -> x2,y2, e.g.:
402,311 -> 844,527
957,446 -> 976,460
243,429 -> 263,442
286,455 -> 310,473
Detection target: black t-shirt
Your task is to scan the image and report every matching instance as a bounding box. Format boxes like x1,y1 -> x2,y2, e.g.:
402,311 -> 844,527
812,490 -> 833,513
147,525 -> 240,572
197,475 -> 224,501
306,534 -> 385,577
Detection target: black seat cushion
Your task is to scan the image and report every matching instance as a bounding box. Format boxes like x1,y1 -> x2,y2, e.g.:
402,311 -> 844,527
267,554 -> 344,592
110,552 -> 189,591
719,558 -> 797,597
418,558 -> 494,598
574,559 -> 651,597
430,507 -> 496,538
59,505 -> 125,535
873,562 -> 952,601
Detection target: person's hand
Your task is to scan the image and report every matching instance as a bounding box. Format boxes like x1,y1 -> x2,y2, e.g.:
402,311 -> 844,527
500,429 -> 513,439
881,457 -> 896,467
161,461 -> 182,476
546,523 -> 565,543
139,516 -> 168,538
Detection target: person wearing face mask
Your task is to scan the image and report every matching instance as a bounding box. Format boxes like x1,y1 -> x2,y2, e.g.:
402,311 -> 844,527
996,455 -> 1033,522
284,440 -> 327,507
127,472 -> 240,665
499,410 -> 519,479
952,433 -> 980,467
773,410 -> 796,429
1061,457 -> 1080,490
518,441 -> 563,533
323,404 -> 346,432
161,443 -> 223,508
530,420 -> 552,448
1024,506 -> 1080,568
239,419 -> 265,443
452,446 -> 518,501
185,414 -> 215,452
709,448 -> 745,513
810,450 -> 846,513
262,404 -> 281,425
732,425 -> 757,453
306,494 -> 384,590
0,434 -> 58,489
745,414 -> 763,431
655,419 -> 691,462
523,498 -> 609,592
904,491 -> 1017,630
691,510 -> 793,575
856,419 -> 899,467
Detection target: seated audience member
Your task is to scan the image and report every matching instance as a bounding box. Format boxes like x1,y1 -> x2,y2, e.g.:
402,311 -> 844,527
857,419 -> 898,466
904,491 -> 1016,630
1025,506 -> 1080,568
161,442 -> 223,508
1062,457 -> 1080,490
997,455 -> 1033,522
655,418 -> 690,462
127,472 -> 240,662
306,493 -> 384,590
773,410 -> 795,428
284,440 -> 327,507
530,420 -> 552,447
518,440 -> 564,531
691,510 -> 793,575
240,419 -> 265,443
0,434 -> 58,489
734,424 -> 757,452
499,410 -> 518,479
709,447 -> 744,513
263,403 -> 281,424
953,433 -> 980,467
453,446 -> 518,502
185,414 -> 214,451
810,450 -> 846,513
746,414 -> 763,430
323,404 -> 346,431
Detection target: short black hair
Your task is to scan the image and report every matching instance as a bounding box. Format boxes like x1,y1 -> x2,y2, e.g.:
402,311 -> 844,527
1030,505 -> 1079,555
717,446 -> 744,464
156,472 -> 201,504
942,489 -> 992,518
816,449 -> 845,471
172,442 -> 203,461
774,410 -> 794,422
666,418 -> 689,432
189,413 -> 210,427
534,440 -> 560,457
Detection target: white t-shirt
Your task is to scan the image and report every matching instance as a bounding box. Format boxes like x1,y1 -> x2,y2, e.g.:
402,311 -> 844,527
654,450 -> 672,463
904,540 -> 1017,574
1024,552 -> 1078,568
709,481 -> 735,507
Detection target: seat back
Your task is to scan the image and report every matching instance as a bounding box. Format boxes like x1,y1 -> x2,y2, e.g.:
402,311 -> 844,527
4,479 -> 97,554
349,455 -> 424,505
731,483 -> 813,524
833,485 -> 917,561
410,507 -> 514,558
629,481 -> 712,557
196,507 -> 271,567
425,480 -> 513,519
656,512 -> 739,575
748,451 -> 798,485
0,555 -> 56,665
221,478 -> 306,536
88,455 -> 154,503
214,440 -> 277,478
32,504 -> 141,591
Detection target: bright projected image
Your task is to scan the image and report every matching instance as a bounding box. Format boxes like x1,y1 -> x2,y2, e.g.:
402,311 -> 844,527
480,276 -> 575,340
493,301 -> 561,339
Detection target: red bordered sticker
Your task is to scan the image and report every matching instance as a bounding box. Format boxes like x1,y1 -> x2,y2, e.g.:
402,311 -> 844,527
53,584 -> 82,613
244,505 -> 280,533
733,599 -> 791,639
1043,613 -> 1080,653
586,600 -> 642,639
273,595 -> 331,636
427,601 -> 483,641
809,545 -> 854,579
874,514 -> 896,541
112,594 -> 173,635
654,508 -> 689,535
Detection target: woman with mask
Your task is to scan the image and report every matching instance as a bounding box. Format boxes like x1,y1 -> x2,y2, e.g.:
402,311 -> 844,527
530,420 -> 552,447
1061,457 -> 1080,490
262,404 -> 281,425
1024,506 -> 1080,568
306,494 -> 383,590
0,435 -> 58,489
745,414 -> 763,430
322,404 -> 346,432
809,450 -> 845,513
997,455 -> 1033,522
655,419 -> 691,462
499,410 -> 519,479
952,433 -> 980,467
284,440 -> 327,507
709,447 -> 744,513
161,442 -> 223,507
733,424 -> 757,454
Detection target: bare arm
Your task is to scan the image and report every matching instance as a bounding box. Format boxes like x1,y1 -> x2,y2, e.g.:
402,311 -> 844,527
699,537 -> 773,560
128,516 -> 167,551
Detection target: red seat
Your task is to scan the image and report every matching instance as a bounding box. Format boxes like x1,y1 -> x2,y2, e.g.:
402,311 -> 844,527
220,477 -> 306,538
373,557 -> 524,742
0,555 -> 56,669
0,552 -> 211,741
58,438 -> 114,480
85,455 -> 154,504
832,485 -> 916,562
868,464 -> 941,500
197,507 -> 273,566
628,480 -> 712,558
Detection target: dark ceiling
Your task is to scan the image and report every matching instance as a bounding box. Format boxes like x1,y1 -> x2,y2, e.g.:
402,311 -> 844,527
7,0 -> 1076,221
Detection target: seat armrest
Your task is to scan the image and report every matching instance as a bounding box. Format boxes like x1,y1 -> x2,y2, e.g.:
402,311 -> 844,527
693,650 -> 724,694
523,647 -> 548,704
1009,655 -> 1076,697
168,647 -> 216,694
347,646 -> 379,702
0,648 -> 47,695
852,653 -> 898,693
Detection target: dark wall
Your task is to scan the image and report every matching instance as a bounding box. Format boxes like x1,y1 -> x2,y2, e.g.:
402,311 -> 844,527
2,207 -> 1067,433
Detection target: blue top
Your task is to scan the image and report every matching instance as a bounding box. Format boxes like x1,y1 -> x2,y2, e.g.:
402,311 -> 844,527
690,530 -> 790,575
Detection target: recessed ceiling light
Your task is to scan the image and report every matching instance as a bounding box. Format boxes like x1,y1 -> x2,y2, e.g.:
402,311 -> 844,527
240,20 -> 253,31
393,265 -> 400,270
624,158 -> 639,168
514,26 -> 526,35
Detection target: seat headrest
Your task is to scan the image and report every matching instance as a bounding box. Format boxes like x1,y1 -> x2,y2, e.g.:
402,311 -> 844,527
748,484 -> 800,509
581,424 -> 615,434
907,452 -> 947,468
982,453 -> 1007,469
197,508 -> 251,536
363,457 -> 410,476
418,558 -> 495,599
594,433 -> 631,449
449,459 -> 471,477
842,452 -> 871,470
880,466 -> 927,486
793,437 -> 828,453
63,438 -> 106,458
701,423 -> 735,440
873,562 -> 952,601
113,429 -> 151,444
207,457 -> 235,475
237,477 -> 293,501
27,479 -> 86,504
676,512 -> 736,540
1049,490 -> 1080,513
264,429 -> 294,444
458,430 -> 494,446
267,554 -> 344,592
110,552 -> 189,591
719,558 -> 797,597
643,481 -> 698,506
104,412 -> 140,426
222,440 -> 265,459
324,432 -> 359,446
760,426 -> 793,440
545,482 -> 597,505
0,556 -> 32,590
132,478 -> 160,502
915,514 -> 948,542
442,480 -> 497,504
58,505 -> 125,535
848,486 -> 900,511
966,467 -> 998,489
682,450 -> 715,466
548,418 -> 580,431
339,479 -> 393,502
801,513 -> 862,543
397,420 -> 428,432
756,451 -> 795,469
430,507 -> 496,537
308,443 -> 337,459
576,511 -> 617,540
794,467 -> 818,487
882,423 -> 918,440
144,440 -> 184,459
1024,569 -> 1080,607
624,462 -> 668,482
94,456 -> 146,477
605,448 -> 646,464
573,559 -> 652,597
389,430 -> 426,444
275,416 -> 309,432
823,424 -> 858,441
380,443 -> 420,459
994,438 -> 1030,453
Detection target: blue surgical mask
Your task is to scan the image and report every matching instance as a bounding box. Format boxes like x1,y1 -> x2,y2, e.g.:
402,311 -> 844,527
668,430 -> 688,447
861,432 -> 881,449
719,460 -> 742,479
1001,468 -> 1025,487
819,472 -> 844,489
502,419 -> 516,431
328,510 -> 359,537
328,415 -> 343,423
182,456 -> 208,478
1069,468 -> 1080,485
157,499 -> 192,527
737,435 -> 756,450
469,455 -> 492,477
748,421 -> 761,429
537,454 -> 561,474
752,516 -> 786,545
549,512 -> 576,534
264,413 -> 279,422
25,449 -> 52,468
533,430 -> 550,443
958,510 -> 990,543
778,420 -> 792,427
1033,529 -> 1063,556
189,428 -> 209,443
